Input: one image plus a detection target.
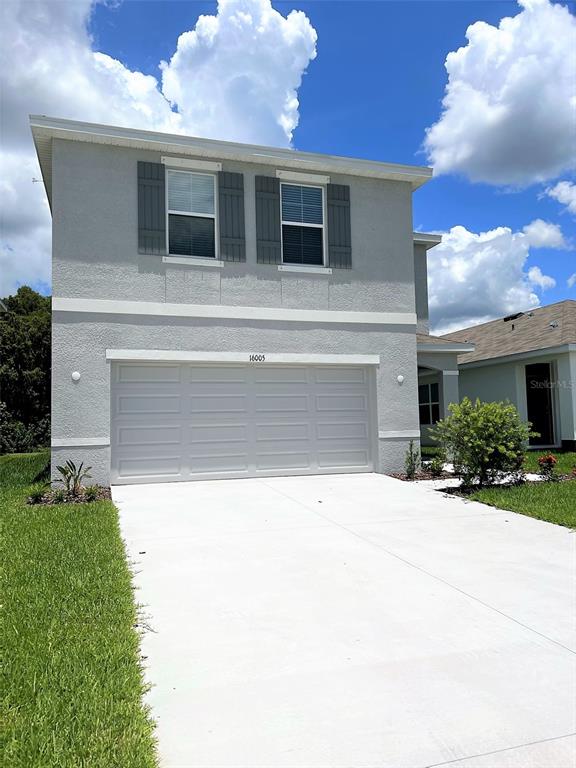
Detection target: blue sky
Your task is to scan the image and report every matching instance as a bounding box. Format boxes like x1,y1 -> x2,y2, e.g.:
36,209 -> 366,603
2,0 -> 575,330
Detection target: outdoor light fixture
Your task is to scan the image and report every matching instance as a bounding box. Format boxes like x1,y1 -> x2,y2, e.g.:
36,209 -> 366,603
71,371 -> 81,382
397,374 -> 404,384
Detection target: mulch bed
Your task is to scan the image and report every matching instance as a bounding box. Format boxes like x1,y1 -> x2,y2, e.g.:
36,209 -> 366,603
28,486 -> 112,505
389,471 -> 452,481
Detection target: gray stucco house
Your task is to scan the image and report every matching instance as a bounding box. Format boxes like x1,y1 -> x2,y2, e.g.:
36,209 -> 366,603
441,301 -> 576,451
31,115 -> 467,486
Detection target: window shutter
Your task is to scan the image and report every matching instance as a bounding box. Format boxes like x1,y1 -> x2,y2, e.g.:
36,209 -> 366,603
138,161 -> 166,255
255,176 -> 281,264
218,172 -> 245,262
327,183 -> 352,269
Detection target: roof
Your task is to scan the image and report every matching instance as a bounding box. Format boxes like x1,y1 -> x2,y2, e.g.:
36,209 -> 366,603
416,333 -> 475,354
30,115 -> 434,208
413,233 -> 442,250
442,300 -> 576,365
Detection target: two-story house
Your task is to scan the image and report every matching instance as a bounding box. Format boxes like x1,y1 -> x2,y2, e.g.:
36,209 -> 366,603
31,115 -> 469,486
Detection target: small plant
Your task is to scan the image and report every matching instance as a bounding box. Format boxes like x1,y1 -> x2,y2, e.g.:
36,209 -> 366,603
431,398 -> 535,487
52,488 -> 66,504
84,485 -> 100,502
54,460 -> 92,496
404,440 -> 420,480
428,454 -> 445,478
28,486 -> 45,505
537,453 -> 558,481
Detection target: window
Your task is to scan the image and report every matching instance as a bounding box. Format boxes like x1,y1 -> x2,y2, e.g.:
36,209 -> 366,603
281,183 -> 324,266
167,170 -> 216,258
418,382 -> 440,425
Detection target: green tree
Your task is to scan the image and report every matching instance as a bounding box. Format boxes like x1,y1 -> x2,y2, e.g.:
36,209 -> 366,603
0,286 -> 51,452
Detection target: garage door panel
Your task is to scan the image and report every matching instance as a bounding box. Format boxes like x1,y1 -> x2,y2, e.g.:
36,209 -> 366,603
111,362 -> 374,483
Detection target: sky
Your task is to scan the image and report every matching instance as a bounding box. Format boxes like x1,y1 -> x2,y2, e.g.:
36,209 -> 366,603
1,0 -> 575,332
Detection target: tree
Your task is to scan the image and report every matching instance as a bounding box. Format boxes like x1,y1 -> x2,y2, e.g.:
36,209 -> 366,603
0,286 -> 51,453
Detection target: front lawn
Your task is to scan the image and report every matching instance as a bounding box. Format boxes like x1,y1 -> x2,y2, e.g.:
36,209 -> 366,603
523,450 -> 576,476
471,480 -> 576,529
0,451 -> 157,767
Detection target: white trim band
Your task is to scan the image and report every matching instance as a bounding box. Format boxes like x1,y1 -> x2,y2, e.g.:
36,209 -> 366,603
52,437 -> 110,447
276,169 -> 330,185
378,430 -> 421,440
278,265 -> 332,275
106,350 -> 381,366
163,256 -> 224,268
161,156 -> 222,172
442,370 -> 460,376
417,342 -> 474,353
53,298 -> 417,327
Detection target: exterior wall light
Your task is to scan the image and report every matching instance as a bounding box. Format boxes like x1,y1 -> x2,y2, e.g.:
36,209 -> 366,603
397,374 -> 405,385
71,371 -> 81,382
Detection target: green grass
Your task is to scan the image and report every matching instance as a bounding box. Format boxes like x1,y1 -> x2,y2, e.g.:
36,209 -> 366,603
471,479 -> 576,528
523,450 -> 576,475
1,451 -> 157,767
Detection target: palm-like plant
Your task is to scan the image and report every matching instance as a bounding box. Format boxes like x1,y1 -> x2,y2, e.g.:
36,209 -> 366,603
54,460 -> 92,496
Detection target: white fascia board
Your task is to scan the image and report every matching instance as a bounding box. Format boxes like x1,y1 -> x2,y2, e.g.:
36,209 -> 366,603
161,156 -> 222,172
30,115 -> 433,200
106,350 -> 381,365
276,169 -> 330,185
53,297 -> 417,327
459,344 -> 575,370
417,342 -> 475,353
413,232 -> 442,249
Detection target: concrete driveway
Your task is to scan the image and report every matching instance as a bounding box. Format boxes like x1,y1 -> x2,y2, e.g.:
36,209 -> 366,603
114,473 -> 576,768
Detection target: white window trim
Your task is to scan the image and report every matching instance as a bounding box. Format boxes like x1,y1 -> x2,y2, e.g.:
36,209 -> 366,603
278,264 -> 332,275
419,382 -> 440,426
165,168 -> 220,260
280,181 -> 327,268
161,156 -> 222,172
276,169 -> 330,185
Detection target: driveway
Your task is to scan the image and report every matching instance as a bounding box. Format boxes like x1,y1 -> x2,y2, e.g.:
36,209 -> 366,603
114,473 -> 576,768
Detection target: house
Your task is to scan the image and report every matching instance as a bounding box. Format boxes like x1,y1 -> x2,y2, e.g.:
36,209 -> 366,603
440,301 -> 576,450
31,115 -> 468,486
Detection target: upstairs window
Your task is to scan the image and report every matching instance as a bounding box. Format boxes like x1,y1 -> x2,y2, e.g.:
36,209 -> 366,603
418,382 -> 440,425
167,170 -> 216,258
280,183 -> 324,266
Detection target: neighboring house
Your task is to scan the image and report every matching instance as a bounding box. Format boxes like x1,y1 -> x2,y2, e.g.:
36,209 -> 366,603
31,115 -> 466,486
440,301 -> 576,450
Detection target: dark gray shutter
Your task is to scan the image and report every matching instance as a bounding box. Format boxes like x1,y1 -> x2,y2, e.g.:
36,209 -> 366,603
138,161 -> 166,255
218,172 -> 245,262
255,176 -> 281,264
327,184 -> 352,269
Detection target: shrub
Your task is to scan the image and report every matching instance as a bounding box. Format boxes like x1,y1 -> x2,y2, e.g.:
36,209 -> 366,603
53,460 -> 92,496
537,453 -> 558,481
404,440 -> 420,479
84,485 -> 100,502
428,454 -> 445,478
28,486 -> 46,505
431,398 -> 534,487
52,488 -> 66,504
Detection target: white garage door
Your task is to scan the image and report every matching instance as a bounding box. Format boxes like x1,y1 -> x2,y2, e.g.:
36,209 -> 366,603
110,362 -> 375,484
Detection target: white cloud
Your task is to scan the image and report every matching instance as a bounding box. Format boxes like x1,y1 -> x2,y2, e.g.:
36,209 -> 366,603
568,273 -> 576,288
546,181 -> 576,215
0,0 -> 317,296
522,218 -> 567,249
428,223 -> 557,333
424,0 -> 576,185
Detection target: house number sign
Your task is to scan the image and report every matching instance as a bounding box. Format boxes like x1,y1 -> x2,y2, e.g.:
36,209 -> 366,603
249,354 -> 266,362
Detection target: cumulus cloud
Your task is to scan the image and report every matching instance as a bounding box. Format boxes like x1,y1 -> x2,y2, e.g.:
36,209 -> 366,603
424,0 -> 576,185
428,222 -> 558,333
522,219 -> 567,249
546,181 -> 576,215
0,0 -> 317,296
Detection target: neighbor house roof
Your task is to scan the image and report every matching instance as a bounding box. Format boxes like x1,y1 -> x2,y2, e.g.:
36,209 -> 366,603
442,300 -> 576,365
30,115 -> 434,209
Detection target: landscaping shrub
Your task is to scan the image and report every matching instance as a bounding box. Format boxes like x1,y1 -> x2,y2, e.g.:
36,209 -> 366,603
404,440 -> 420,479
537,453 -> 558,481
428,454 -> 445,478
431,397 -> 534,487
